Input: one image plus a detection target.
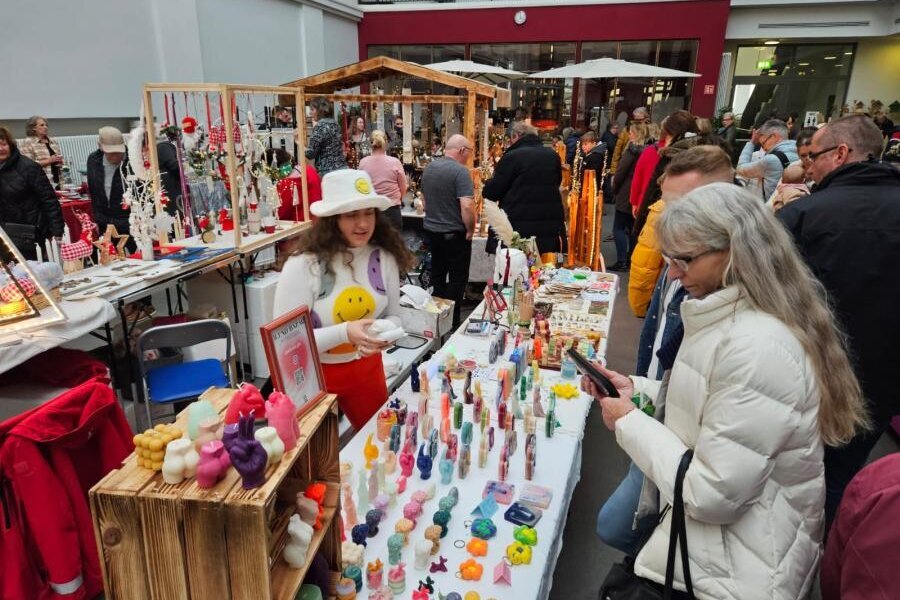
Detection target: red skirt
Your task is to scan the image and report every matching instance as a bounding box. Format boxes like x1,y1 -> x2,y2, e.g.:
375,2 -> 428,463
322,354 -> 387,430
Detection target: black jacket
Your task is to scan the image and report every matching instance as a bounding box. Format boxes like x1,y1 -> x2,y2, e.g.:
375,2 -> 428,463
0,148 -> 64,257
86,149 -> 131,231
581,143 -> 607,189
483,134 -> 564,254
601,131 -> 619,168
778,161 -> 900,421
158,141 -> 184,216
611,143 -> 645,214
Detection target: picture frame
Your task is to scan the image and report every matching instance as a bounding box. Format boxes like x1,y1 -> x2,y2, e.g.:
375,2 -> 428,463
260,305 -> 327,419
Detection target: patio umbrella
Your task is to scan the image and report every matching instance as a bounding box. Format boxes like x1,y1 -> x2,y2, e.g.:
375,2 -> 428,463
529,57 -> 700,80
424,60 -> 526,85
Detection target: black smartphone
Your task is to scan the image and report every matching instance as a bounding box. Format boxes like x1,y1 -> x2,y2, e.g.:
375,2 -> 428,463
566,347 -> 620,398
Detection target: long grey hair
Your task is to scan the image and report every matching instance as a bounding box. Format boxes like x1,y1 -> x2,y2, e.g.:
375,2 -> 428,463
656,182 -> 869,445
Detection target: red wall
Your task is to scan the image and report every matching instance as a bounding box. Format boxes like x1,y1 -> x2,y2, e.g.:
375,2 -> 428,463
357,0 -> 730,117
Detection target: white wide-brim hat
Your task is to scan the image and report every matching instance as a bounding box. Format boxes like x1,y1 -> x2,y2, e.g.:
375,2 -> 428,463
311,169 -> 394,217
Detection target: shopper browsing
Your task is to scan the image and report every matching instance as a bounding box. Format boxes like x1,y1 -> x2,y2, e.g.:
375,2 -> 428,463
305,97 -> 347,176
420,134 -> 476,329
86,126 -> 131,239
19,115 -> 65,188
586,183 -> 868,600
736,119 -> 798,199
273,170 -> 415,430
359,130 -> 407,231
777,114 -> 900,524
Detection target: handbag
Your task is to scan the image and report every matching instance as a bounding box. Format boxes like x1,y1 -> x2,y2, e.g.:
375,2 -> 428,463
599,449 -> 695,600
3,222 -> 39,254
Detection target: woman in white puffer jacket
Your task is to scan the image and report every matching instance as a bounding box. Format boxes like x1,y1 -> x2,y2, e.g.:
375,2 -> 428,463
586,183 -> 869,600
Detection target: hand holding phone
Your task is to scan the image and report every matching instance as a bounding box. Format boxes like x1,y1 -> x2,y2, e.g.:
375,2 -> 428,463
566,348 -> 621,398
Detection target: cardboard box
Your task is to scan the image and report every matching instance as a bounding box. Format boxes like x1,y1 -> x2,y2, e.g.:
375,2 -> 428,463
396,297 -> 454,343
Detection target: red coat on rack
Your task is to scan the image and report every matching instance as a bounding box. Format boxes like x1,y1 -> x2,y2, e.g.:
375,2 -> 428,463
0,378 -> 133,600
276,166 -> 322,222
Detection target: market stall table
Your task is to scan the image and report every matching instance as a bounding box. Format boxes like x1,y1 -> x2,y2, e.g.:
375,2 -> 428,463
338,269 -> 617,599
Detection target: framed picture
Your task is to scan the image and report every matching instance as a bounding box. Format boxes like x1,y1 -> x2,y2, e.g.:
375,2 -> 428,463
260,305 -> 327,419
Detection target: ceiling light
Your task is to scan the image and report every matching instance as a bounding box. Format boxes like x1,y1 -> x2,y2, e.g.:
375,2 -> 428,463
824,56 -> 837,60
844,51 -> 853,55
798,62 -> 810,66
835,64 -> 844,67
764,40 -> 780,45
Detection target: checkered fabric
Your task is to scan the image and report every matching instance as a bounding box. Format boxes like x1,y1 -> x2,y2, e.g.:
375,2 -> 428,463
0,278 -> 37,302
60,239 -> 92,261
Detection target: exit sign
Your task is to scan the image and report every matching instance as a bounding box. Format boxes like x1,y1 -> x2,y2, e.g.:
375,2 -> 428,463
704,84 -> 715,95
757,60 -> 772,70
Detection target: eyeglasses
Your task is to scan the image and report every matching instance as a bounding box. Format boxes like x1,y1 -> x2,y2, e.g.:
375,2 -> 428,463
808,145 -> 851,161
662,249 -> 719,272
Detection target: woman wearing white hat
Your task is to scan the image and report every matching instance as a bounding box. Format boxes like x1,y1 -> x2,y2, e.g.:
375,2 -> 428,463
274,169 -> 415,429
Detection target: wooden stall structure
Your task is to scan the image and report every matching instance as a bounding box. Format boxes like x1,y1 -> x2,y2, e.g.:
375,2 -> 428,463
143,83 -> 313,251
283,56 -> 511,169
90,388 -> 342,600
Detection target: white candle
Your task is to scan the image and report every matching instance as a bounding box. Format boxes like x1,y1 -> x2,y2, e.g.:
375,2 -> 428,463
45,239 -> 52,264
51,238 -> 60,265
35,243 -> 43,262
63,224 -> 71,244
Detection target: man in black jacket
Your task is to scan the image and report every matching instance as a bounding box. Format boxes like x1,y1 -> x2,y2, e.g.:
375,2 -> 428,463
777,114 -> 900,525
86,127 -> 131,239
483,122 -> 564,255
0,127 -> 64,259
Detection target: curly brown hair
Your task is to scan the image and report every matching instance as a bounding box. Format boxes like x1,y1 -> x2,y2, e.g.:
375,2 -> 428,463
294,210 -> 416,276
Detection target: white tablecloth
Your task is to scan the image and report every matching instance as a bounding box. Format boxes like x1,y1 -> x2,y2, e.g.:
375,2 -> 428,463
0,297 -> 116,375
338,272 -> 617,599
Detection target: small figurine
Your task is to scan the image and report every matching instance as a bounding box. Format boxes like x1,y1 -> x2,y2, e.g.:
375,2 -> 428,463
396,475 -> 408,494
488,426 -> 495,450
403,498 -> 423,523
497,402 -> 507,431
460,422 -> 473,447
364,433 -> 380,469
341,541 -> 365,569
351,524 -> 369,547
304,482 -> 328,529
368,463 -> 379,501
447,434 -> 459,462
459,558 -> 483,581
134,424 -> 183,471
383,450 -> 397,475
410,363 -> 421,392
525,436 -> 536,481
187,400 -> 218,440
384,480 -> 398,508
480,405 -> 490,433
283,514 -> 314,568
255,426 -> 285,466
388,562 -> 406,594
389,424 -> 401,454
398,442 -> 415,478
344,564 -> 363,591
296,494 -> 320,527
438,487 -> 459,512
498,445 -> 509,482
426,555 -> 446,577
373,494 -> 389,516
423,525 -> 442,554
532,386 -> 546,418
358,467 -> 370,512
394,518 -> 415,543
428,428 -> 439,460
440,416 -> 451,444
266,391 -> 300,450
419,367 -> 430,398
457,443 -> 471,480
414,539 -> 433,570
411,588 -> 429,600
423,482 -> 436,500
453,402 -> 463,430
432,509 -> 451,538
193,417 -> 224,453
418,576 -> 435,594
505,428 -> 518,457
366,558 -> 384,589
162,438 -> 199,485
478,434 -> 489,469
419,414 -> 433,442
387,533 -> 404,565
335,577 -> 357,600
441,392 -> 450,421
342,483 -> 358,528
224,383 -> 266,425
227,414 -> 267,490
416,444 -> 433,480
196,440 -> 230,488
365,509 -> 383,537
466,538 -> 488,557
376,409 -> 397,442
463,370 -> 474,404
473,394 -> 483,426
439,449 -> 453,485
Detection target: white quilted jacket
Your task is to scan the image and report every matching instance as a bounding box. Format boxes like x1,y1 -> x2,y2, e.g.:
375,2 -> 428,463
616,286 -> 824,600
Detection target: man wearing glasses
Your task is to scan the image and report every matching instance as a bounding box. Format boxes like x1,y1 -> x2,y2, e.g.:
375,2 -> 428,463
737,119 -> 798,200
421,134 -> 476,328
777,114 -> 900,527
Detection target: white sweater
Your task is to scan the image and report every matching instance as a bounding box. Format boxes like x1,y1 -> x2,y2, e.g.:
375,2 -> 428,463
618,286 -> 823,600
273,245 -> 402,364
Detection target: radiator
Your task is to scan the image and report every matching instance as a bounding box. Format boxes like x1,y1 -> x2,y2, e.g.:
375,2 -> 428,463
54,135 -> 100,185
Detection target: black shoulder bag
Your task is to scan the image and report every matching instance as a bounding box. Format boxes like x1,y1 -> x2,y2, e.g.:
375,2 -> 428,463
599,449 -> 695,600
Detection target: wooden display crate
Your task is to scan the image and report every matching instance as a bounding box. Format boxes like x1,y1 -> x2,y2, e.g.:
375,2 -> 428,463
90,388 -> 342,600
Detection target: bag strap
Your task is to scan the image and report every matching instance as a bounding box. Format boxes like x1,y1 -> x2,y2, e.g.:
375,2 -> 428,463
770,150 -> 791,169
664,449 -> 695,600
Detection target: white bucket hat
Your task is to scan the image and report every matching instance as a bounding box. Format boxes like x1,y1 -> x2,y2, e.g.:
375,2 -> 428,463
311,169 -> 394,217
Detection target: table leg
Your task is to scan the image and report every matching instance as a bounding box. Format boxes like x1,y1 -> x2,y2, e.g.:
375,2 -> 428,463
117,301 -> 146,427
165,288 -> 173,315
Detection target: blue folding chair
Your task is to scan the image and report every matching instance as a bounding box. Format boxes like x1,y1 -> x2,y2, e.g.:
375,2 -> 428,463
137,319 -> 233,428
